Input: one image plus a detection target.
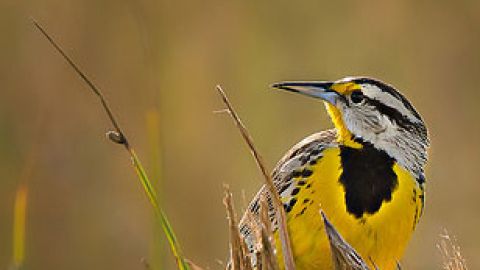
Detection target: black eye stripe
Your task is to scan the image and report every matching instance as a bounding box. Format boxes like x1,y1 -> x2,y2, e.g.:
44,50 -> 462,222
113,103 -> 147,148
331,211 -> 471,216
353,77 -> 423,121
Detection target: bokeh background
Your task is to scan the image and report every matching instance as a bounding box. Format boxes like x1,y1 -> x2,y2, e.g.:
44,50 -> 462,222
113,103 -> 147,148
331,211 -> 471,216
1,0 -> 479,269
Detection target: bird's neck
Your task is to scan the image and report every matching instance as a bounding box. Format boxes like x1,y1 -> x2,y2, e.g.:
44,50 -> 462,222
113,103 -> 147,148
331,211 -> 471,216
325,103 -> 428,177
325,103 -> 361,148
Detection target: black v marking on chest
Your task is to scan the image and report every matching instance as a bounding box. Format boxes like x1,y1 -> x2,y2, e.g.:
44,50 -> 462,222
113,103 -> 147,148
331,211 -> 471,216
339,142 -> 398,218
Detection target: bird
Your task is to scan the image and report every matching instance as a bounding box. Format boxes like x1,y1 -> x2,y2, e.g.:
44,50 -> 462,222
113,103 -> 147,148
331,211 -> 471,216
237,77 -> 429,270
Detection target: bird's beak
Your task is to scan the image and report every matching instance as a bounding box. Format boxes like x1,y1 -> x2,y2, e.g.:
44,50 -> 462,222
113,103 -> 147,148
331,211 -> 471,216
271,81 -> 340,105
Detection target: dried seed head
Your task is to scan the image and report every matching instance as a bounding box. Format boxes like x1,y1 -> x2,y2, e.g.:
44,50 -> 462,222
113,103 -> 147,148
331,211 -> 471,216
106,130 -> 126,145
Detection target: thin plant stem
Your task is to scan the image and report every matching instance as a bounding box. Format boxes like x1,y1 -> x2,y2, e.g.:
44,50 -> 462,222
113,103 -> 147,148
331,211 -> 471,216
216,85 -> 296,270
32,18 -> 190,270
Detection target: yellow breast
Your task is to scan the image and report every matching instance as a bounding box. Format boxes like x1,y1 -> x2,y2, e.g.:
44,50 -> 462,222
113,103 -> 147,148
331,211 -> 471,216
275,147 -> 424,270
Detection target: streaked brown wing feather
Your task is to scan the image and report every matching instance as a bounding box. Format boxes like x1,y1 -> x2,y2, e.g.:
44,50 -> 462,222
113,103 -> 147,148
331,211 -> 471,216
238,129 -> 338,255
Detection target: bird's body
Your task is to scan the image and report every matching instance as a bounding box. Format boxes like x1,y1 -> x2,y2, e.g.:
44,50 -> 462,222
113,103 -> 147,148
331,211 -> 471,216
238,77 -> 429,270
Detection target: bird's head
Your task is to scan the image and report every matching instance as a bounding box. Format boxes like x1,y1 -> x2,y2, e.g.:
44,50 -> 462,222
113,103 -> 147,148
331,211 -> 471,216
272,77 -> 429,175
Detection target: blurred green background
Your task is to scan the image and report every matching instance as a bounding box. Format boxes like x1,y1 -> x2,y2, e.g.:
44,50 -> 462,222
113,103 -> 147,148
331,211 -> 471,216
1,0 -> 479,269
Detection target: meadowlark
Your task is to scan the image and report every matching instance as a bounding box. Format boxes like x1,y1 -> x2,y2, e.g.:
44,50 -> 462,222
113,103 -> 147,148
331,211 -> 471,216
238,77 -> 429,270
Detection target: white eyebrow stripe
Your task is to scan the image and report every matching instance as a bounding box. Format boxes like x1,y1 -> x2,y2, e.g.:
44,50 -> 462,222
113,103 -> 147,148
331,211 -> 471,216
361,84 -> 421,123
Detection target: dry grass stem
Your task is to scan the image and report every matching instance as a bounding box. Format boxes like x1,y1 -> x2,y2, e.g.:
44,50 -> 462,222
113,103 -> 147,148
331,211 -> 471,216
225,188 -> 280,270
320,211 -> 370,270
33,19 -> 468,270
216,85 -> 296,270
224,186 -> 252,270
438,230 -> 468,270
32,19 -> 128,149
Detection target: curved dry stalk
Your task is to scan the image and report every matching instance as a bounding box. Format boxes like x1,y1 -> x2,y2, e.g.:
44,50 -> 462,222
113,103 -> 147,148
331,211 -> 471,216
216,85 -> 296,270
224,186 -> 253,270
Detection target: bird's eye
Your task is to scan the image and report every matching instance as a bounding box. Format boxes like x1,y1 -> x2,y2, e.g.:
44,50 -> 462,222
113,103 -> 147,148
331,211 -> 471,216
350,91 -> 364,104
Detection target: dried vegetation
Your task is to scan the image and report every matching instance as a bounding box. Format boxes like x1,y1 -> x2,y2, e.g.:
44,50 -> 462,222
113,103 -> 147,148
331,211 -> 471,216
31,19 -> 469,270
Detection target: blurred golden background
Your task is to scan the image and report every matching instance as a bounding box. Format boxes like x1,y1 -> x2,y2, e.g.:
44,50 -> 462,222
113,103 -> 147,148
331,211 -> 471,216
1,0 -> 479,269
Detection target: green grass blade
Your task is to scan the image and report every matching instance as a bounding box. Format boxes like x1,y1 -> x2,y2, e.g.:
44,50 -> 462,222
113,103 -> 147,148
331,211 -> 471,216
12,184 -> 28,270
130,150 -> 190,270
146,109 -> 166,270
31,19 -> 191,270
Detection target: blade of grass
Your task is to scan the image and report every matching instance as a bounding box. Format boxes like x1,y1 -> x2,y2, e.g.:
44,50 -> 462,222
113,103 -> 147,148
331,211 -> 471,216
130,150 -> 189,269
146,109 -> 166,270
215,85 -> 296,270
12,184 -> 28,270
10,124 -> 42,270
32,19 -> 190,270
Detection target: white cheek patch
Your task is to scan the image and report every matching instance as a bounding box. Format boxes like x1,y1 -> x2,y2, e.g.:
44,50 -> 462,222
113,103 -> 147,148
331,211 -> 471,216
345,112 -> 382,137
361,84 -> 420,123
373,116 -> 398,139
343,105 -> 398,141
